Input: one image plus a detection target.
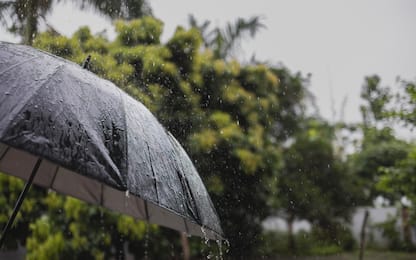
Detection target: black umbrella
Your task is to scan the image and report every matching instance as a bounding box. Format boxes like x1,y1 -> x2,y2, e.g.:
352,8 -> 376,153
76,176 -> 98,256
0,42 -> 223,247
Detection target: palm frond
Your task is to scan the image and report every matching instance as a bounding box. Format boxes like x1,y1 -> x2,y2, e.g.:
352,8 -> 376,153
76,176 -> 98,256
188,15 -> 265,59
74,0 -> 152,20
0,1 -> 15,27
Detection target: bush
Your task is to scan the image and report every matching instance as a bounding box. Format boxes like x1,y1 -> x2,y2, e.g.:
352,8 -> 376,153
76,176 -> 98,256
309,245 -> 343,256
375,216 -> 415,251
259,225 -> 356,257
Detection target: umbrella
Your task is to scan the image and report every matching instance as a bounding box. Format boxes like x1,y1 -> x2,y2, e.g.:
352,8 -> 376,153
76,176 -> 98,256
0,41 -> 223,247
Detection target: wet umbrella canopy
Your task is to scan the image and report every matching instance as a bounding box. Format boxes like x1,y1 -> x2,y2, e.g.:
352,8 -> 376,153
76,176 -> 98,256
0,42 -> 223,245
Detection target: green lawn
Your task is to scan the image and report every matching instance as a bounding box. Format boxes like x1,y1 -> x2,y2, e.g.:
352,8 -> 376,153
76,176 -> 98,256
267,250 -> 416,260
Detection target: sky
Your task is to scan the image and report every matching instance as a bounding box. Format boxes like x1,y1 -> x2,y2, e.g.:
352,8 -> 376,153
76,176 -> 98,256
1,0 -> 415,124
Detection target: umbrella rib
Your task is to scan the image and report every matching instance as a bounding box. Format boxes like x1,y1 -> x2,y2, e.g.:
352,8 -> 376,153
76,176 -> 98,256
0,158 -> 42,248
168,135 -> 202,223
144,200 -> 149,221
0,145 -> 10,162
184,218 -> 189,234
49,165 -> 60,189
100,183 -> 104,206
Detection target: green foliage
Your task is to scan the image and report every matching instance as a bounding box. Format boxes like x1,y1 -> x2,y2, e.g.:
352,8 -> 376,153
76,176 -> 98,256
78,0 -> 153,20
393,79 -> 416,126
375,216 -> 402,250
373,215 -> 416,252
188,15 -> 265,59
347,76 -> 412,205
260,226 -> 354,257
26,217 -> 65,260
360,75 -> 391,125
0,0 -> 53,45
309,245 -> 343,256
34,32 -> 80,59
0,174 -> 46,249
0,0 -> 153,45
115,17 -> 162,46
348,127 -> 409,203
377,146 -> 416,202
1,17 -> 311,259
277,119 -> 362,247
7,14 -> 415,259
358,75 -> 416,129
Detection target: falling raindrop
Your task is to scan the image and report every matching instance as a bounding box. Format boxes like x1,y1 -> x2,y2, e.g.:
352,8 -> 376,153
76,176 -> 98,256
224,240 -> 230,254
200,226 -> 214,259
216,239 -> 223,260
125,190 -> 130,208
144,222 -> 149,260
200,226 -> 207,256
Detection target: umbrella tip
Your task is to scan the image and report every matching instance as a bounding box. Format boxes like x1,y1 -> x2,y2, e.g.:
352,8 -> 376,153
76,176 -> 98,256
82,54 -> 91,70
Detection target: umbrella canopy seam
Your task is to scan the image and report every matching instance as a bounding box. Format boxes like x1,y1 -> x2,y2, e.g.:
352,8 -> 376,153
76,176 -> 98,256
146,143 -> 159,204
117,86 -> 129,192
0,56 -> 37,76
0,64 -> 64,138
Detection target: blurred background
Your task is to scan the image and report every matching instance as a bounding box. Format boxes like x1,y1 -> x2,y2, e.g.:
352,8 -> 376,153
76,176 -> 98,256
0,0 -> 415,259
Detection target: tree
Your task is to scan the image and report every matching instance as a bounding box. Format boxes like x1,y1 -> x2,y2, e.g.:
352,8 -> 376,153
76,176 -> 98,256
0,175 -> 47,249
348,127 -> 409,204
391,78 -> 416,127
0,0 -> 53,45
277,119 -> 362,252
344,75 -> 416,251
348,75 -> 410,204
0,0 -> 152,45
188,14 -> 265,59
360,75 -> 391,127
373,77 -> 416,203
0,17 -> 309,259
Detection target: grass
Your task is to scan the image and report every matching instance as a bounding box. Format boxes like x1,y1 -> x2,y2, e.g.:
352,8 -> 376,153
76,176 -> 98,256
266,250 -> 416,260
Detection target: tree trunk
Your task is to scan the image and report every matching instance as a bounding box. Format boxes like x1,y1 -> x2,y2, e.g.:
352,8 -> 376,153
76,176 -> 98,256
359,210 -> 369,260
180,232 -> 190,260
287,213 -> 295,253
25,0 -> 38,45
402,206 -> 411,246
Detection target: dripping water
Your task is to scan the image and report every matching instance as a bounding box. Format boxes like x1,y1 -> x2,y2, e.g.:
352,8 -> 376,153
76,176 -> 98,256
224,240 -> 230,254
216,239 -> 223,260
124,190 -> 130,208
201,226 -> 213,259
144,222 -> 149,260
